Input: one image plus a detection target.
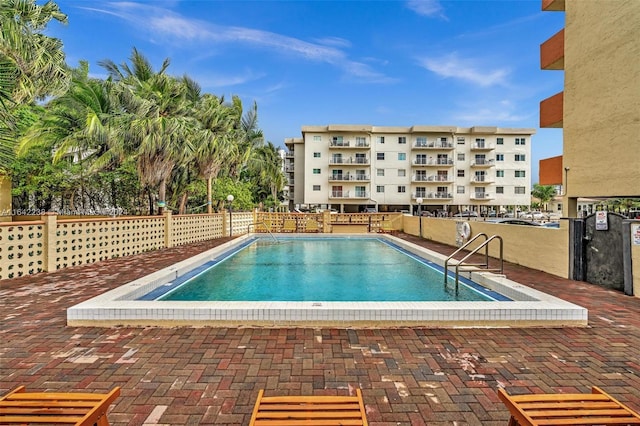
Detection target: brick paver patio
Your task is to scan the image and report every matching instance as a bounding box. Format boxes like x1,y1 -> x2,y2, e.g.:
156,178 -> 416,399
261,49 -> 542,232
1,234 -> 639,425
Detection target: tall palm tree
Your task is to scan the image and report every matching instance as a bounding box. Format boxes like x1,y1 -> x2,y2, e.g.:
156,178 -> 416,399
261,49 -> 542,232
226,96 -> 263,180
102,49 -> 195,214
0,0 -> 70,170
192,94 -> 234,213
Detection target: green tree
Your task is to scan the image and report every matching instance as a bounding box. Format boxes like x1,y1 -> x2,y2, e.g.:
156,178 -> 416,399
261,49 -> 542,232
0,0 -> 70,170
531,184 -> 557,211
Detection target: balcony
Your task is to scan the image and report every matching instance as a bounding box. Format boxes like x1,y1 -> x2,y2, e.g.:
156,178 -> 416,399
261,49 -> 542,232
470,159 -> 495,167
284,165 -> 294,172
470,192 -> 494,200
413,141 -> 453,150
329,157 -> 370,165
329,191 -> 369,199
328,174 -> 370,182
541,29 -> 564,70
412,174 -> 452,183
329,140 -> 370,149
470,143 -> 495,151
413,158 -> 454,167
471,175 -> 494,184
540,91 -> 563,128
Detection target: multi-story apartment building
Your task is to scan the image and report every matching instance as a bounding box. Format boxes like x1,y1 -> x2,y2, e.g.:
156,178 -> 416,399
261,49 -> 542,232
539,0 -> 640,217
285,125 -> 535,215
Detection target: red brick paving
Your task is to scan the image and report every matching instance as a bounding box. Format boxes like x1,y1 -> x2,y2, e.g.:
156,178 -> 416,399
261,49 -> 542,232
1,234 -> 639,425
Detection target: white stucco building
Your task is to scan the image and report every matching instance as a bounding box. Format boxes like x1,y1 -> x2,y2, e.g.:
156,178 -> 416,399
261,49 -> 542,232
285,125 -> 535,215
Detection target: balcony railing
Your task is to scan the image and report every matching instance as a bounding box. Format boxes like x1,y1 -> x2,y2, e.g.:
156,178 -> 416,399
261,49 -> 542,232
471,143 -> 495,150
329,191 -> 369,199
329,157 -> 370,165
413,158 -> 454,166
470,159 -> 495,167
471,176 -> 494,183
413,141 -> 454,149
285,151 -> 294,158
413,192 -> 453,199
329,174 -> 370,182
412,174 -> 452,182
471,192 -> 494,200
330,140 -> 370,148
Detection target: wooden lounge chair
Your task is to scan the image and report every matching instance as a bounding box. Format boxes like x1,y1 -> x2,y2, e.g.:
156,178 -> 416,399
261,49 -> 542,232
283,218 -> 297,233
0,386 -> 120,425
250,388 -> 368,425
498,386 -> 640,426
305,219 -> 319,233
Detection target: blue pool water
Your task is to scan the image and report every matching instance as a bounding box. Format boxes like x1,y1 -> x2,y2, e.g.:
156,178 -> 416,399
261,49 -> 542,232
156,238 -> 505,302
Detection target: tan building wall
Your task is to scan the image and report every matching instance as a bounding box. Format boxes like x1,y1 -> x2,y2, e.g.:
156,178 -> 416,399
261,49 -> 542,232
563,1 -> 640,200
404,216 -> 570,278
0,176 -> 11,222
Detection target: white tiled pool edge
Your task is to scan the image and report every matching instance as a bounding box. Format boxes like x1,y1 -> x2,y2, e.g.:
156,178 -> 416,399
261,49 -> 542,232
67,234 -> 588,328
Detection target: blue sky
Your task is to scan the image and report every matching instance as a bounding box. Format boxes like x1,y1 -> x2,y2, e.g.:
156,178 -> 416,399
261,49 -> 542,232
50,0 -> 565,183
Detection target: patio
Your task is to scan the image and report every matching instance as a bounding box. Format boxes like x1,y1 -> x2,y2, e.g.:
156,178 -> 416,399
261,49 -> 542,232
1,234 -> 639,425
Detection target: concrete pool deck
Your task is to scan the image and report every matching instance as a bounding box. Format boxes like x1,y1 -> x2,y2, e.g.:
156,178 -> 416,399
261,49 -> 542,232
66,234 -> 587,328
1,234 -> 639,425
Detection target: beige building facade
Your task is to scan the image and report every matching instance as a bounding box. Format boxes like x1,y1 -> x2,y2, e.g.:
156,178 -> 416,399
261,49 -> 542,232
540,0 -> 640,217
285,125 -> 535,214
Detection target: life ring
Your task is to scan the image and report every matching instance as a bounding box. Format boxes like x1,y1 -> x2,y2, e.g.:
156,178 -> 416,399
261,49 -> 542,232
459,222 -> 471,241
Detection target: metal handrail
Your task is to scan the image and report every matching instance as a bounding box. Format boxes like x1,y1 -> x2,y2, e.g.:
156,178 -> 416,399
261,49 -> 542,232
449,235 -> 504,293
247,221 -> 278,243
443,233 -> 489,285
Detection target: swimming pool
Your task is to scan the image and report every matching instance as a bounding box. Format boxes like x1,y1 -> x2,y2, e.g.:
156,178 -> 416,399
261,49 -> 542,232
67,234 -> 588,327
154,238 -> 503,302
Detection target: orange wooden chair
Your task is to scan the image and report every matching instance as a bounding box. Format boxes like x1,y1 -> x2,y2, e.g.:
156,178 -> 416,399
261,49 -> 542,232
250,388 -> 368,425
0,386 -> 120,425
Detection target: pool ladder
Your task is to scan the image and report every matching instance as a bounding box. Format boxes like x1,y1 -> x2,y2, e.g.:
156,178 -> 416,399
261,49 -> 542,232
444,233 -> 503,293
247,221 -> 279,243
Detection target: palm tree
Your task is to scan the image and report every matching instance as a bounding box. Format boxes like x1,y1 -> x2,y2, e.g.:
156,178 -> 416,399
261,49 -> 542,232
531,184 -> 557,211
0,0 -> 70,170
192,94 -> 234,213
226,97 -> 263,179
101,48 -> 196,214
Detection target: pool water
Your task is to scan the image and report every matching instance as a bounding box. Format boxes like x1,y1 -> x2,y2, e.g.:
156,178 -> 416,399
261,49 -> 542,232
160,238 -> 495,302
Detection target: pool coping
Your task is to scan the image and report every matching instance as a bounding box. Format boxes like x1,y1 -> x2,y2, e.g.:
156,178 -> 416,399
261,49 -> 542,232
67,234 -> 588,328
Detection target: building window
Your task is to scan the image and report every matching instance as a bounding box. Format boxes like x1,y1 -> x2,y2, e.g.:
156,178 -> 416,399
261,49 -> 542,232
457,137 -> 465,144
496,186 -> 504,194
515,170 -> 526,177
440,137 -> 448,143
398,169 -> 406,177
356,137 -> 367,146
457,185 -> 465,194
398,186 -> 406,193
497,137 -> 504,145
313,152 -> 321,158
398,153 -> 406,161
457,170 -> 465,177
515,154 -> 526,161
377,168 -> 384,176
496,154 -> 504,161
332,136 -> 343,145
313,135 -> 321,142
496,170 -> 504,177
416,136 -> 427,146
313,168 -> 321,174
457,153 -> 465,161
377,185 -> 384,193
377,152 -> 385,160
312,185 -> 321,191
376,136 -> 385,144
398,136 -> 406,144
514,186 -> 526,194
515,137 -> 526,145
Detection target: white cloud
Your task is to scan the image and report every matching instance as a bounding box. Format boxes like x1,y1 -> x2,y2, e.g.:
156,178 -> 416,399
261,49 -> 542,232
454,99 -> 533,124
406,0 -> 446,19
418,53 -> 510,87
83,2 -> 392,83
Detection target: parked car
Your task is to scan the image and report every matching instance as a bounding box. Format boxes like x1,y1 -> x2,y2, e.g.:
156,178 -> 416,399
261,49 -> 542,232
364,207 -> 377,213
520,211 -> 547,220
453,211 -> 479,217
486,218 -> 541,226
